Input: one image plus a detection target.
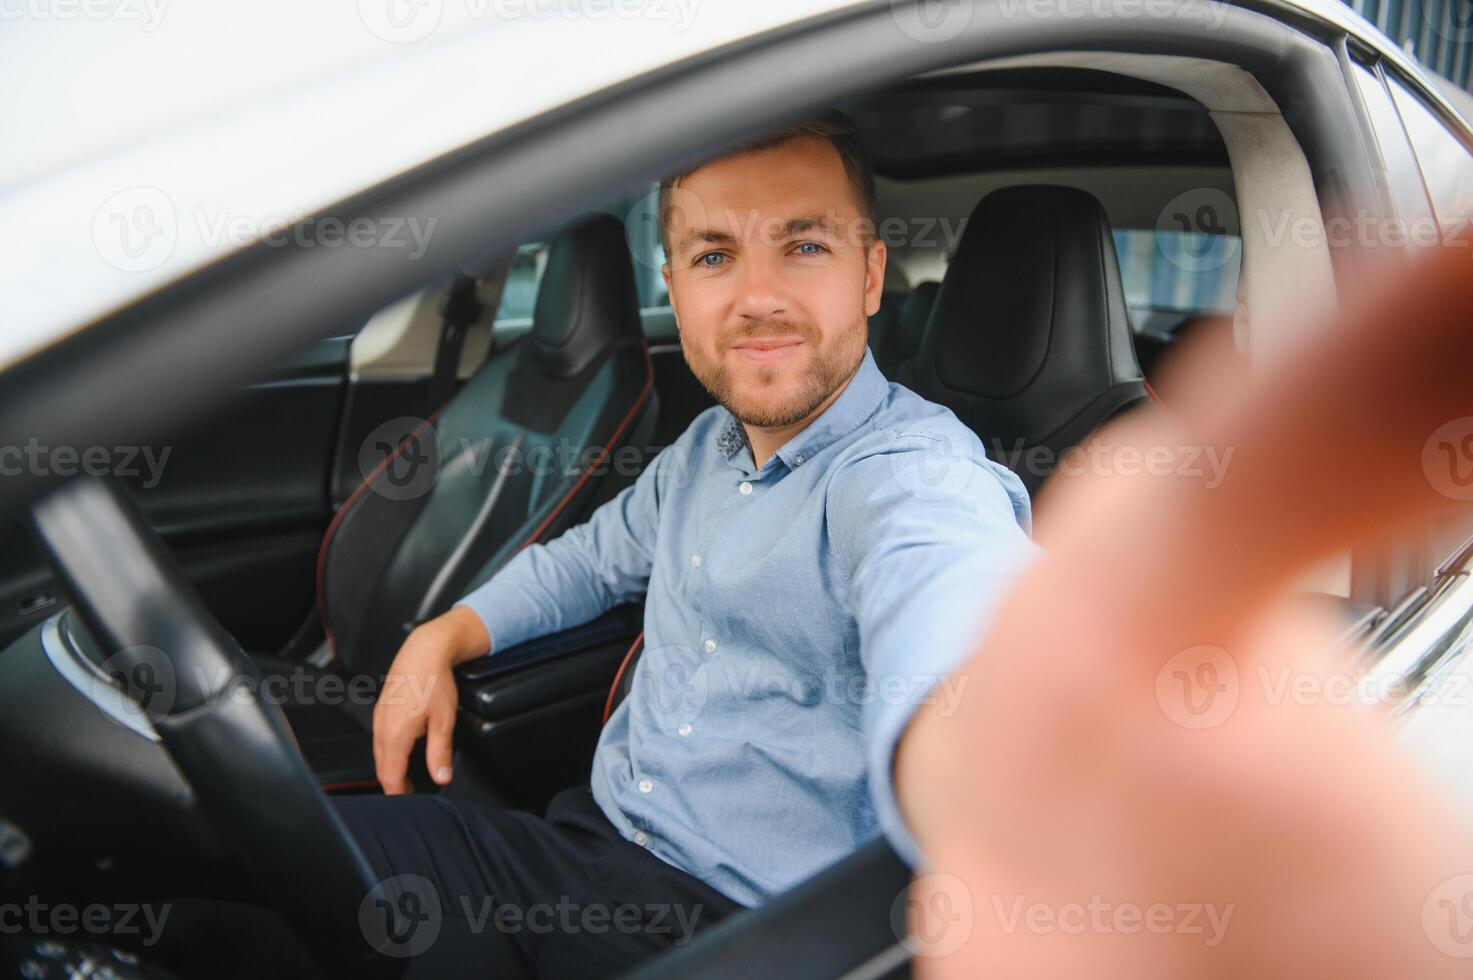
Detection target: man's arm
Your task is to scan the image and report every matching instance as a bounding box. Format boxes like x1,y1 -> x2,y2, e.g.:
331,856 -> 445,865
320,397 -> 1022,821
453,449 -> 665,655
826,425 -> 1037,865
372,445 -> 666,792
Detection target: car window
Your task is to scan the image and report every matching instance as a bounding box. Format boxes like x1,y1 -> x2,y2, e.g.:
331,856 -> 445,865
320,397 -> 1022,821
1352,64 -> 1437,230
494,184 -> 669,326
1111,228 -> 1241,331
1388,79 -> 1473,241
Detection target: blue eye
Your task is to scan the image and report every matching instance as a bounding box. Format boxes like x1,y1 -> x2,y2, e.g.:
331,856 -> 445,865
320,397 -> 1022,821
697,252 -> 726,268
794,242 -> 825,255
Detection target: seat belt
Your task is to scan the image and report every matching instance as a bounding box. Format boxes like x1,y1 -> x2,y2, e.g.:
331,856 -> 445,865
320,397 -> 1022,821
426,272 -> 483,412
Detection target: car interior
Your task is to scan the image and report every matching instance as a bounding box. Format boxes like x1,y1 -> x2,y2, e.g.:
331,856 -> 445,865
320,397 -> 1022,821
2,20 -> 1469,978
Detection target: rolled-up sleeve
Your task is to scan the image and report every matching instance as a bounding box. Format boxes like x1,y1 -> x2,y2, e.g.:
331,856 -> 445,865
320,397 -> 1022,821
826,424 -> 1039,867
455,447 -> 665,654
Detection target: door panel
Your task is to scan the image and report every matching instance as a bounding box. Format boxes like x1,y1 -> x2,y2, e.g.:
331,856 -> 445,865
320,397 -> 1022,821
0,337 -> 350,651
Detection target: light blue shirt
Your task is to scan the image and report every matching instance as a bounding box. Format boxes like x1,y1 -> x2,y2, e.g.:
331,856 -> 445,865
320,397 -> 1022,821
457,346 -> 1035,907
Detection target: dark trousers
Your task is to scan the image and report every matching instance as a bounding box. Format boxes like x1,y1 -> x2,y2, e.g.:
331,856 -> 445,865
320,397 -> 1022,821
333,786 -> 745,978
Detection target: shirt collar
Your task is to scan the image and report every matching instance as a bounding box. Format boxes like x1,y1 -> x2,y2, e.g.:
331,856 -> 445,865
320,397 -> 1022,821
716,346 -> 890,474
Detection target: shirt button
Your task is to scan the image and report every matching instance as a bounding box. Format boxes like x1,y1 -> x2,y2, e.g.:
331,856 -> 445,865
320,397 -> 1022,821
690,553 -> 701,568
703,639 -> 717,654
633,831 -> 648,846
678,723 -> 693,737
638,778 -> 654,794
795,454 -> 804,465
739,481 -> 752,495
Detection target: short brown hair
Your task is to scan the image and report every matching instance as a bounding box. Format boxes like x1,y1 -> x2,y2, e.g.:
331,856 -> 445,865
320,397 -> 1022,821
657,109 -> 877,257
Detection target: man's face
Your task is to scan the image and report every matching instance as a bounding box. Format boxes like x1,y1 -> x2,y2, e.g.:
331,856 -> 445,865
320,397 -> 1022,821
661,136 -> 887,429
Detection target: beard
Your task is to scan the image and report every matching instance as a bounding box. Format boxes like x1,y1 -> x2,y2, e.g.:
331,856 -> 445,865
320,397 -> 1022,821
680,317 -> 866,429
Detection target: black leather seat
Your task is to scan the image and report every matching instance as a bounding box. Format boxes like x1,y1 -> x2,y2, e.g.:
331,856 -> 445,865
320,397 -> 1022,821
901,185 -> 1148,495
889,280 -> 939,383
866,287 -> 908,377
266,214 -> 655,784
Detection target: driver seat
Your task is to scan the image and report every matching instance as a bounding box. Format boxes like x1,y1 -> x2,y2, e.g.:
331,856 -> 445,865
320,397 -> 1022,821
263,214 -> 655,785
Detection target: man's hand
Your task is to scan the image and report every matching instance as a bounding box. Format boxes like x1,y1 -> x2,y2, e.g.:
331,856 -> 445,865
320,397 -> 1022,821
895,245 -> 1473,977
372,605 -> 490,794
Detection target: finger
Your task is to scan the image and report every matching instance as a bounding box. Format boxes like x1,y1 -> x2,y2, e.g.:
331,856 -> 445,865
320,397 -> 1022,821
374,720 -> 416,795
1037,245 -> 1473,660
425,699 -> 455,786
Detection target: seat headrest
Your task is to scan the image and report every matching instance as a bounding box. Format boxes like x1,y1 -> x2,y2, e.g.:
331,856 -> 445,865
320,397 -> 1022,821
896,281 -> 940,360
527,213 -> 643,379
912,185 -> 1143,450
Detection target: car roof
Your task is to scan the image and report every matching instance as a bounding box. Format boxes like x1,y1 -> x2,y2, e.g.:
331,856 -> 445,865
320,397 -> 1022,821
0,0 -> 1464,373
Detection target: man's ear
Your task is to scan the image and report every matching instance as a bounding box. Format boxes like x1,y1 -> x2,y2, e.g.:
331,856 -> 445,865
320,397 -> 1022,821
863,239 -> 888,318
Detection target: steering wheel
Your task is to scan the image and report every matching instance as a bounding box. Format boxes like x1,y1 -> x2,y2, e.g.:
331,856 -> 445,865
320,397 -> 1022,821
30,477 -> 401,979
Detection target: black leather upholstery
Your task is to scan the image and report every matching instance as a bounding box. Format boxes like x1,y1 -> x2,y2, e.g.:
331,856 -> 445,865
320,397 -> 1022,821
894,280 -> 939,372
866,288 -> 908,378
318,213 -> 653,682
905,185 -> 1148,494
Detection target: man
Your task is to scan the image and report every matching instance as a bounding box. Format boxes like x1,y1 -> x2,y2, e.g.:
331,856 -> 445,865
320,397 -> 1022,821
355,111 -> 1035,977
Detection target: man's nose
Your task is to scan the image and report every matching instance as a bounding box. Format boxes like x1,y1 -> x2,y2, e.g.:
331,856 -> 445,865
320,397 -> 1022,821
732,248 -> 790,323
